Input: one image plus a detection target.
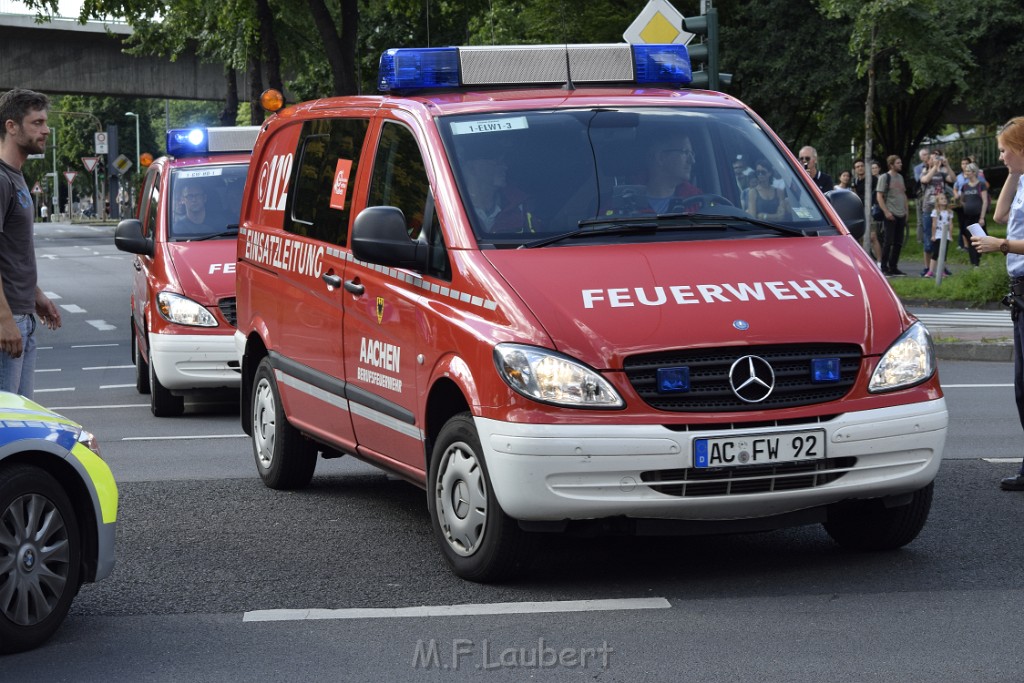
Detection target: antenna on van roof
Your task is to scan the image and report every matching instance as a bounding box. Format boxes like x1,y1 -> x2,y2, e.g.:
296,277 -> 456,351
560,1 -> 575,90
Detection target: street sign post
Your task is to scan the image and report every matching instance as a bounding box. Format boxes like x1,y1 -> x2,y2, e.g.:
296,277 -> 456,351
63,171 -> 77,223
112,154 -> 132,176
95,132 -> 108,155
82,157 -> 100,219
623,0 -> 692,45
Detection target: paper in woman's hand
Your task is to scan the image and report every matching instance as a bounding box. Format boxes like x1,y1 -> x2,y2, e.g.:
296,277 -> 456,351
967,223 -> 986,238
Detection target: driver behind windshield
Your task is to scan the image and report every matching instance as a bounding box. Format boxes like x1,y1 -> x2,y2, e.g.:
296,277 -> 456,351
640,131 -> 702,213
458,140 -> 536,235
173,179 -> 222,237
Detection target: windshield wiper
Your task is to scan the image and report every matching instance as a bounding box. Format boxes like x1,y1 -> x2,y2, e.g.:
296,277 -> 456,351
678,213 -> 807,237
521,215 -> 722,249
189,225 -> 239,242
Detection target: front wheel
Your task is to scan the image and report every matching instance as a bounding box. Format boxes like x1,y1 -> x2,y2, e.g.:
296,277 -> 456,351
823,482 -> 934,551
251,357 -> 317,489
427,413 -> 532,582
148,342 -> 184,417
132,321 -> 150,395
0,465 -> 83,654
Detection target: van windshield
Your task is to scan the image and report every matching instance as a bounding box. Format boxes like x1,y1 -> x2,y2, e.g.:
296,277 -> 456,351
168,163 -> 250,241
439,108 -> 834,247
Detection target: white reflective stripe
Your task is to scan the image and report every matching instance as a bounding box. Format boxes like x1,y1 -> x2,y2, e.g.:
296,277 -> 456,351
275,370 -> 349,412
274,368 -> 422,441
350,401 -> 423,441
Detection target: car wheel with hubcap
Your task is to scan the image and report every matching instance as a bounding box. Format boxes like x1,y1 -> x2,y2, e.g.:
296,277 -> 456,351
0,464 -> 82,655
823,482 -> 933,551
251,357 -> 317,489
427,412 -> 532,582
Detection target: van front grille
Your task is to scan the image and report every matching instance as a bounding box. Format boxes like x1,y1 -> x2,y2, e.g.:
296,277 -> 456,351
218,297 -> 237,327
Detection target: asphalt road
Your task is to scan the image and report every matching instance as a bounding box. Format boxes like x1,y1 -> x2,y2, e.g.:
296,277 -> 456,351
4,222 -> 1023,682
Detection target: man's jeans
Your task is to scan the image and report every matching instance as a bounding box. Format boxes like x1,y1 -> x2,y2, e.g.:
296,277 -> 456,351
0,314 -> 37,399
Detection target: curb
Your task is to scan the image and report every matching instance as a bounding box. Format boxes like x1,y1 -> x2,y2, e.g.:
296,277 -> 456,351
934,341 -> 1013,362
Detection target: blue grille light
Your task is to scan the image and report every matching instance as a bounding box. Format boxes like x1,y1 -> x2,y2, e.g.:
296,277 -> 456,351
167,128 -> 209,157
378,47 -> 460,92
632,44 -> 693,85
811,358 -> 842,383
657,367 -> 691,393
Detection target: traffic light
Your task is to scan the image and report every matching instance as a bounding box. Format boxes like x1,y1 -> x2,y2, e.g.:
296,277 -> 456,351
681,8 -> 732,90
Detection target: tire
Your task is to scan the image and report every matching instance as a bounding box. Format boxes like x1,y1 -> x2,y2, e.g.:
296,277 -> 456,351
251,357 -> 317,489
0,464 -> 82,654
823,482 -> 934,551
133,322 -> 150,395
426,412 -> 532,582
148,337 -> 184,417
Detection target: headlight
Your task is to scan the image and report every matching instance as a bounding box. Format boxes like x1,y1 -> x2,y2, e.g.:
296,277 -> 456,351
493,343 -> 624,408
869,322 -> 936,392
156,291 -> 218,327
77,428 -> 102,456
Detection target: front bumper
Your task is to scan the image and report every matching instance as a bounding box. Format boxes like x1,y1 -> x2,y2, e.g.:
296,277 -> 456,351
149,332 -> 240,391
478,398 -> 947,522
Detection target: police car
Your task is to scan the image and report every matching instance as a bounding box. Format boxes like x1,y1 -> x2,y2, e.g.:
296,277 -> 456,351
234,44 -> 947,581
0,391 -> 117,653
115,126 -> 259,416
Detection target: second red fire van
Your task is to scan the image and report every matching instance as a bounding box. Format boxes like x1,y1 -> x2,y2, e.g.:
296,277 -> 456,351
234,44 -> 948,581
116,126 -> 259,416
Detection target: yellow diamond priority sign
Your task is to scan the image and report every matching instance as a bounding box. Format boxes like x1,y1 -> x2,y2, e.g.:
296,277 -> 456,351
623,0 -> 693,45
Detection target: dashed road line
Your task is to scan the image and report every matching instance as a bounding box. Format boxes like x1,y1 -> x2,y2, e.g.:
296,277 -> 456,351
60,304 -> 86,313
243,597 -> 672,623
122,434 -> 247,441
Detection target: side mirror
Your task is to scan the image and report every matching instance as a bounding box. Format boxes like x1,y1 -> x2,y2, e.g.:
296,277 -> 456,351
825,189 -> 865,241
114,219 -> 154,257
351,206 -> 426,269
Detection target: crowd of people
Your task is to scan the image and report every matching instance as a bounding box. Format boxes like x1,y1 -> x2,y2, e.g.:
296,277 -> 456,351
815,145 -> 989,278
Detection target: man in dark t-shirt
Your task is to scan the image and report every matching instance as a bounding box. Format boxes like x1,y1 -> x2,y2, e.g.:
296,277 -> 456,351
0,88 -> 62,399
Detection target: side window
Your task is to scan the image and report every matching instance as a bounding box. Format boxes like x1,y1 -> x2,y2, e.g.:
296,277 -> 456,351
367,122 -> 450,280
139,168 -> 161,239
286,117 -> 369,246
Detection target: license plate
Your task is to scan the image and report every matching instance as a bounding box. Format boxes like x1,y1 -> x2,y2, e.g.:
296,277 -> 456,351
693,429 -> 825,468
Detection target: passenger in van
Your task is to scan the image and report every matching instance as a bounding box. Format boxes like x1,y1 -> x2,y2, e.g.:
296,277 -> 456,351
747,158 -> 791,222
460,145 -> 534,234
640,132 -> 702,213
174,180 -> 221,236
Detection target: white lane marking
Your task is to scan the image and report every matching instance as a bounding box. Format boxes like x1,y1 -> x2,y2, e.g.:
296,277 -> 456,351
87,320 -> 117,331
35,368 -> 61,373
84,365 -> 134,370
40,254 -> 57,259
60,304 -> 86,313
122,434 -> 247,441
72,343 -> 119,348
100,383 -> 136,389
983,458 -> 1022,463
243,597 -> 672,623
48,403 -> 149,410
942,384 -> 1014,388
44,291 -> 61,300
34,387 -> 75,393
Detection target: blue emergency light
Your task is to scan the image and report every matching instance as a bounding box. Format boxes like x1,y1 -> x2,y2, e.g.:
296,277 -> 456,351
811,358 -> 842,383
168,128 -> 209,156
377,43 -> 692,92
657,366 -> 691,393
166,126 -> 261,158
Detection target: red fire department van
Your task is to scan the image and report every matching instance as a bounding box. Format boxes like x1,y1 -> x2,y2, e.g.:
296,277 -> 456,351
115,126 -> 259,416
234,44 -> 948,581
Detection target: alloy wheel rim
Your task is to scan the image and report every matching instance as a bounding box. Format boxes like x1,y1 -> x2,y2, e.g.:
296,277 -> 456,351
0,493 -> 71,626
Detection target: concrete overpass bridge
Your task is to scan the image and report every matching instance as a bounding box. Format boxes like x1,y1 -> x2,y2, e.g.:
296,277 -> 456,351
0,13 -> 236,100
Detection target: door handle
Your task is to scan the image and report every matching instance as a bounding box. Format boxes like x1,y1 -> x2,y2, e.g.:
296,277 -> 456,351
321,273 -> 342,288
343,280 -> 364,295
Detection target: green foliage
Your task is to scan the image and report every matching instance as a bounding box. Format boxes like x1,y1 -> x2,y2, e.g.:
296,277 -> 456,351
887,258 -> 1009,306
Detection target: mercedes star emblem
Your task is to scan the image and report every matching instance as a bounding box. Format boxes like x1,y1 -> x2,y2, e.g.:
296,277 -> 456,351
728,355 -> 775,403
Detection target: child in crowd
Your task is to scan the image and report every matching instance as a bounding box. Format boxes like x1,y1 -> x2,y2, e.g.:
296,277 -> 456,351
925,193 -> 954,278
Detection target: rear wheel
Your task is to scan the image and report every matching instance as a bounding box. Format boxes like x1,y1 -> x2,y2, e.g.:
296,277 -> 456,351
251,357 -> 317,489
148,344 -> 184,417
823,482 -> 934,551
0,464 -> 82,654
427,412 -> 532,582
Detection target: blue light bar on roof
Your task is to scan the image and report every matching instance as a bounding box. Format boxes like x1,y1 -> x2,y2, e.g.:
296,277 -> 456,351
377,44 -> 692,92
168,128 -> 208,157
166,126 -> 260,158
